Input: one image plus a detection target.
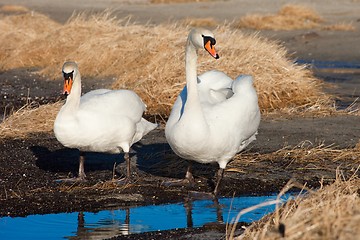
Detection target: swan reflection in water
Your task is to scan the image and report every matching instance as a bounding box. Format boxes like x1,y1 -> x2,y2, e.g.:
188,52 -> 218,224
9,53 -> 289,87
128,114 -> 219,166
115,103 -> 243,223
67,197 -> 225,239
68,209 -> 130,239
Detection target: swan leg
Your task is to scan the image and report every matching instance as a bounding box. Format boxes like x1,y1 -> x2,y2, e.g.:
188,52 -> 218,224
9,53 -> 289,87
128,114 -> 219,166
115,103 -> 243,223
55,151 -> 87,182
213,168 -> 224,196
185,163 -> 195,185
187,168 -> 225,199
78,152 -> 86,180
116,152 -> 132,185
125,152 -> 131,180
162,161 -> 196,187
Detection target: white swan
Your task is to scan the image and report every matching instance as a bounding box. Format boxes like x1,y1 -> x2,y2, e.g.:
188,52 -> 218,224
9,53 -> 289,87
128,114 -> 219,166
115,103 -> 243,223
54,61 -> 157,182
165,28 -> 261,195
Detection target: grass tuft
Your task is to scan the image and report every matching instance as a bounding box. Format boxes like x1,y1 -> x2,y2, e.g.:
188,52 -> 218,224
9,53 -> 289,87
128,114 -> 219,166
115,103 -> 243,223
235,4 -> 323,31
235,171 -> 360,239
322,22 -> 356,31
0,102 -> 62,139
0,5 -> 29,13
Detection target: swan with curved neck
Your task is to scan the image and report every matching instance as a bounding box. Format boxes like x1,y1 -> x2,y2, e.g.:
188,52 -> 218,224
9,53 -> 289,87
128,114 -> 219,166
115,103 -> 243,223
165,28 -> 261,196
54,61 -> 157,182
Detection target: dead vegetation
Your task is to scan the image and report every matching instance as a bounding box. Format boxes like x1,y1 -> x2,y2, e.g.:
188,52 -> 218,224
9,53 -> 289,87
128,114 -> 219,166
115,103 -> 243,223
0,5 -> 29,13
227,142 -> 360,239
0,12 -> 61,70
229,142 -> 360,177
0,11 -> 334,119
235,4 -> 355,32
232,171 -> 360,239
235,4 -> 323,31
322,22 -> 356,31
0,10 -> 338,138
0,102 -> 61,139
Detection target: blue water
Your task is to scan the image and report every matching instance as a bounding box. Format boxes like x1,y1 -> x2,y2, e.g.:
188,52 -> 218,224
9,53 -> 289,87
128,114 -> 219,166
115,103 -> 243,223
0,194 -> 293,239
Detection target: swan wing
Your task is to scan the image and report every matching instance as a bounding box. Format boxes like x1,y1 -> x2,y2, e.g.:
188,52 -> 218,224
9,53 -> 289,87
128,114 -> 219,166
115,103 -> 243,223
79,89 -> 146,122
202,74 -> 260,152
197,70 -> 234,104
167,70 -> 234,128
80,89 -> 111,103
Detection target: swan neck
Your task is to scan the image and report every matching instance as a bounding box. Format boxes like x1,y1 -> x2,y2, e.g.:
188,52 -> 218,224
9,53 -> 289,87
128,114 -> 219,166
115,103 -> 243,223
185,40 -> 199,102
64,72 -> 81,113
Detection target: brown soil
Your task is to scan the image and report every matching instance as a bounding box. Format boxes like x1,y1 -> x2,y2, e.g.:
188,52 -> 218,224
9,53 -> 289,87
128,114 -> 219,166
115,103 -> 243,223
0,0 -> 360,239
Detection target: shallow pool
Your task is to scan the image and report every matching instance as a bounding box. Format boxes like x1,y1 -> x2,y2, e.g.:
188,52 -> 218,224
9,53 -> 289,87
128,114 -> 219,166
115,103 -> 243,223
0,194 -> 293,239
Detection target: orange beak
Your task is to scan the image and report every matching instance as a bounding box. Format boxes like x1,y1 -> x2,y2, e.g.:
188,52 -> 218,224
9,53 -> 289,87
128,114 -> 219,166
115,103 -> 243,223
63,78 -> 73,95
204,40 -> 219,59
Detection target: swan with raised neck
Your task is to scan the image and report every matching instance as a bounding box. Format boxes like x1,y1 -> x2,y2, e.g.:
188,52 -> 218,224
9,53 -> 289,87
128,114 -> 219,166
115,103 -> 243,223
165,28 -> 260,196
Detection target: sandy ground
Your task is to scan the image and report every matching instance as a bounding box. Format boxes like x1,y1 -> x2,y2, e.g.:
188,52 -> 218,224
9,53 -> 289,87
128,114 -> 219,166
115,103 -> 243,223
0,0 -> 360,239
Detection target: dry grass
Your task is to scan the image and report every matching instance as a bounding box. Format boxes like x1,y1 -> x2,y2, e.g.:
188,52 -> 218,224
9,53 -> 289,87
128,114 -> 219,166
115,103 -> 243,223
0,102 -> 62,139
0,5 -> 29,13
0,11 -> 334,119
235,4 -> 356,32
228,144 -> 360,239
322,22 -> 356,31
57,179 -> 131,193
0,12 -> 61,69
235,4 -> 323,31
230,142 -> 360,171
234,171 -> 360,239
0,10 -> 339,138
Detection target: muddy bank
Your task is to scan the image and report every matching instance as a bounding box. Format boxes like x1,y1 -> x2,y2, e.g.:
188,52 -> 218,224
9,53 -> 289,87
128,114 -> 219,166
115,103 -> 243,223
1,114 -> 359,217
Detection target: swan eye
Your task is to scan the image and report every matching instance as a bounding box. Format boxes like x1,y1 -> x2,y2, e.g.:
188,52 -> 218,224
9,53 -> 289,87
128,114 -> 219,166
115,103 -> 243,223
63,70 -> 74,80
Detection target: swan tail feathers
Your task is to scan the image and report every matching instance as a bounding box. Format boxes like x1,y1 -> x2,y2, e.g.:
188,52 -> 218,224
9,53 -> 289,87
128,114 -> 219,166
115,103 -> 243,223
238,131 -> 258,152
132,118 -> 158,144
141,118 -> 158,135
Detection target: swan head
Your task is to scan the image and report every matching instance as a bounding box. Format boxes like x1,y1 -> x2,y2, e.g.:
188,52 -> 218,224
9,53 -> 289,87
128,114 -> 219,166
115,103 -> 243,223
188,28 -> 219,59
61,61 -> 79,96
